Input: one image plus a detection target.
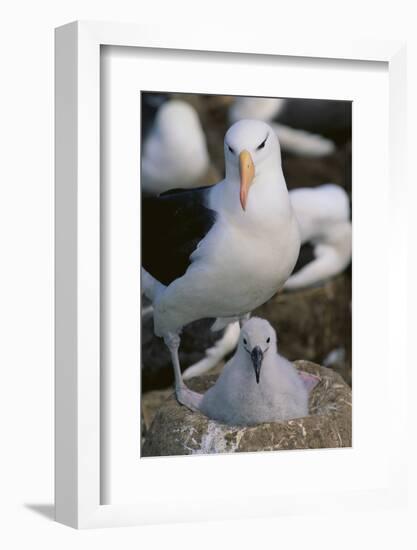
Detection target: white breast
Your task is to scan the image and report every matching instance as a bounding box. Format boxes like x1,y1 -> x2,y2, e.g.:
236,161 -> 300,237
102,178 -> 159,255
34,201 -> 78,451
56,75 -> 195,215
200,352 -> 309,425
153,175 -> 300,336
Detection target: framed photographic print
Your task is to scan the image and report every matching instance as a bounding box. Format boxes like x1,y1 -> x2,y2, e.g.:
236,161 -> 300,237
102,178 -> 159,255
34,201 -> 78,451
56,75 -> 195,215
55,21 -> 407,528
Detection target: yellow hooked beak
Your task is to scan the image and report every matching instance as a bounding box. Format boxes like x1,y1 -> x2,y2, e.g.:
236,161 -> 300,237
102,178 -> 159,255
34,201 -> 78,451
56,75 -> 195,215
239,150 -> 255,211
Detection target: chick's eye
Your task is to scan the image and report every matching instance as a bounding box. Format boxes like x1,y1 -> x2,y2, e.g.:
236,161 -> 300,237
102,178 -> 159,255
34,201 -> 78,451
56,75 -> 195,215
243,338 -> 247,345
266,337 -> 270,343
228,144 -> 235,154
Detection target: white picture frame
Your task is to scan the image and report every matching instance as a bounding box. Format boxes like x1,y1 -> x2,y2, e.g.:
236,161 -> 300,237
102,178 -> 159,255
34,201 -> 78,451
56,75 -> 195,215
55,20 -> 407,529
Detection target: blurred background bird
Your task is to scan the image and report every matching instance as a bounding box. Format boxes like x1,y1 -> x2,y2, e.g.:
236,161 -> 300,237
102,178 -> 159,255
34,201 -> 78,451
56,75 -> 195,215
142,97 -> 219,195
229,96 -> 351,157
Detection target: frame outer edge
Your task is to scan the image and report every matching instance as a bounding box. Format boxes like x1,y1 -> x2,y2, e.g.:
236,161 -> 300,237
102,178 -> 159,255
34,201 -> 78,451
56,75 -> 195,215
387,44 -> 408,497
76,20 -> 101,528
55,21 -> 79,528
54,19 -> 408,528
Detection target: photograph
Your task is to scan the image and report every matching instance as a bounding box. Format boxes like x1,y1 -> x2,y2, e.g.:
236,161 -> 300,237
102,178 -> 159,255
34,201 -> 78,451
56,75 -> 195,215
140,92 -> 352,457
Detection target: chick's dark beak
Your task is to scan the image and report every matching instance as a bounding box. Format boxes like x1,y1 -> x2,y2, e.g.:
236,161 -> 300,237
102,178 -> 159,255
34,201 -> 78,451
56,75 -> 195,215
251,346 -> 264,384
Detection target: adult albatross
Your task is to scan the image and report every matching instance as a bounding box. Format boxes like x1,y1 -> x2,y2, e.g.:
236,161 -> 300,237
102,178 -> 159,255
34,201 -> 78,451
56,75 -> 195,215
142,119 -> 300,410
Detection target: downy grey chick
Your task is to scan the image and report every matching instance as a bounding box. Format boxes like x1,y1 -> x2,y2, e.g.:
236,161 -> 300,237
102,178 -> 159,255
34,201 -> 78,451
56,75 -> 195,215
200,317 -> 319,426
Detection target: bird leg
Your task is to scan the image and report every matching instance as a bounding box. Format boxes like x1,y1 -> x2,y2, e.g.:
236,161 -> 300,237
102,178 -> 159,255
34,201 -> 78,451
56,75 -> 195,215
239,313 -> 251,328
163,332 -> 203,412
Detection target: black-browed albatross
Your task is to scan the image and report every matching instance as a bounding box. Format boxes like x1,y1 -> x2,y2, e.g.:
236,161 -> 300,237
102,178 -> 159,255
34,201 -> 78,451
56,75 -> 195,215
142,119 -> 300,410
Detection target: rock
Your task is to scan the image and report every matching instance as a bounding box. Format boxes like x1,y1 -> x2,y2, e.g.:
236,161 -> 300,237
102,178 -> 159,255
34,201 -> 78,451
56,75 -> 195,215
142,388 -> 173,432
141,361 -> 225,431
142,361 -> 352,457
140,412 -> 147,448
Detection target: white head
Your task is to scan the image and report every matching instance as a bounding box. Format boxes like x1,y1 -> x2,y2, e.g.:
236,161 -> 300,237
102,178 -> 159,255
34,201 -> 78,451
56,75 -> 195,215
143,99 -> 209,191
239,317 -> 277,384
224,119 -> 282,211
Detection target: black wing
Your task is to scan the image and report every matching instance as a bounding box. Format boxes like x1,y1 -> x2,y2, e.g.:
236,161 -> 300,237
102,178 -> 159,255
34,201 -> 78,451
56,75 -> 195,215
142,186 -> 217,285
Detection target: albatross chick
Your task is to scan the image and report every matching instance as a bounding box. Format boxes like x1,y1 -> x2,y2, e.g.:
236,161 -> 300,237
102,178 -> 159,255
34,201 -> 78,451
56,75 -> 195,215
200,318 -> 320,425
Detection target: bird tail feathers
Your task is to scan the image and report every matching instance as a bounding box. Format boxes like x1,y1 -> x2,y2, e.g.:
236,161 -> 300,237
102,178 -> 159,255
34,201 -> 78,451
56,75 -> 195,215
272,122 -> 335,157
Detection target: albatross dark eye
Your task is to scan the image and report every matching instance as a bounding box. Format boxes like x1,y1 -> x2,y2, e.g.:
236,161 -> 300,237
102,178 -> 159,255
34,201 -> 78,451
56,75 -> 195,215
266,337 -> 270,343
257,135 -> 268,150
243,338 -> 247,345
228,144 -> 235,154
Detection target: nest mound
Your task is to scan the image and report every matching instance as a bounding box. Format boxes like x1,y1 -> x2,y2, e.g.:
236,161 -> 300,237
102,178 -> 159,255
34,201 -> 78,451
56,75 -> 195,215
142,361 -> 352,457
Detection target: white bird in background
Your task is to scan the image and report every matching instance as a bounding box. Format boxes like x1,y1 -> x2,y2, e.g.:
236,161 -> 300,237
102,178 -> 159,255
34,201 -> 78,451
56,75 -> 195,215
229,97 -> 336,157
142,120 -> 300,410
284,184 -> 352,290
229,97 -> 285,123
200,317 -> 320,425
142,99 -> 210,195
